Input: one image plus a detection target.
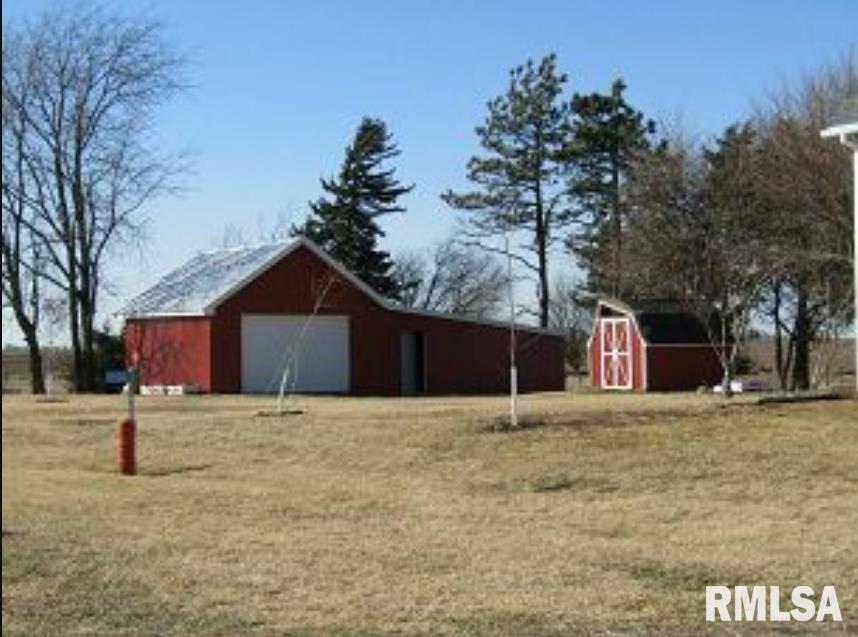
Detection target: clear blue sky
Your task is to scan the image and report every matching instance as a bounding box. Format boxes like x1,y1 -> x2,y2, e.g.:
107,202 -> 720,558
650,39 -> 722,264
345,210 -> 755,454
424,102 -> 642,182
2,0 -> 857,340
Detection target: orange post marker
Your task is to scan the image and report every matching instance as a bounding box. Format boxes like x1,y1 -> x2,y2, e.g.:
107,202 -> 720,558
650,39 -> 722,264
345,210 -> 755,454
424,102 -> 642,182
116,417 -> 136,476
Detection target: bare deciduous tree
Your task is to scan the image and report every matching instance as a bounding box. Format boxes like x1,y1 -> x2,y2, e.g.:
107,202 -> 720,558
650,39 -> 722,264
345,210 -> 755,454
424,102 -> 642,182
393,239 -> 506,319
623,125 -> 769,395
622,53 -> 856,393
753,56 -> 856,389
1,61 -> 45,392
548,276 -> 591,376
2,6 -> 186,391
212,210 -> 296,249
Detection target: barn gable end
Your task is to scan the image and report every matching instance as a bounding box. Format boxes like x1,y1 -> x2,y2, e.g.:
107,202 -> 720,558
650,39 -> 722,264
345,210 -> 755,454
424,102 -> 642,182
210,242 -> 381,393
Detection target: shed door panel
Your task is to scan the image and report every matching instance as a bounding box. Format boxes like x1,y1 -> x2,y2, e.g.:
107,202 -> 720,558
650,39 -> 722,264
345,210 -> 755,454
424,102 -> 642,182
241,315 -> 350,393
600,317 -> 633,389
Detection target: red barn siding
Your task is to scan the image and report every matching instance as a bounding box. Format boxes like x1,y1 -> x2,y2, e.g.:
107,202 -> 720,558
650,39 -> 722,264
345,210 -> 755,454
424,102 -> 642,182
630,321 -> 645,391
389,313 -> 564,394
646,346 -> 722,391
209,245 -> 564,395
124,317 -> 212,391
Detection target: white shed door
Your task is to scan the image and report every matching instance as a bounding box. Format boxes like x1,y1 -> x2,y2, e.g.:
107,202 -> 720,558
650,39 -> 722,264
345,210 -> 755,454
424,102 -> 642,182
241,315 -> 350,393
600,317 -> 633,390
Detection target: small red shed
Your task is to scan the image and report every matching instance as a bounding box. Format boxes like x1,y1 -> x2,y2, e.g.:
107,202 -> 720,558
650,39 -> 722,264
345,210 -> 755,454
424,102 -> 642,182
588,298 -> 723,391
122,237 -> 566,395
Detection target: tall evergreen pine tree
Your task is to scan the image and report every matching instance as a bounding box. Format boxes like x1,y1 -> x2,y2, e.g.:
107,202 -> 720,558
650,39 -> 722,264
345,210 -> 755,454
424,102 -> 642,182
568,79 -> 655,297
294,118 -> 413,298
443,54 -> 574,328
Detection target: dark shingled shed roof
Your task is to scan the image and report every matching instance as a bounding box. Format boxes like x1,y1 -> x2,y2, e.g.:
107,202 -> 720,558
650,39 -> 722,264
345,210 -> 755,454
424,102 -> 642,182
598,298 -> 719,345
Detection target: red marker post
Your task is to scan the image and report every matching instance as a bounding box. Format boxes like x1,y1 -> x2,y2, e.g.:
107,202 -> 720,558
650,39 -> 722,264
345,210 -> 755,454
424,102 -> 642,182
117,352 -> 139,476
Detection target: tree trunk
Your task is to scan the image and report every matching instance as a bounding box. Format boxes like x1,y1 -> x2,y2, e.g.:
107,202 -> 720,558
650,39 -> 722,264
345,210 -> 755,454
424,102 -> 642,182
9,293 -> 46,394
79,295 -> 97,392
4,126 -> 45,394
72,119 -> 97,392
23,328 -> 46,394
772,281 -> 790,390
720,308 -> 733,398
533,169 -> 550,328
534,209 -> 550,328
791,283 -> 811,391
536,232 -> 550,328
611,145 -> 622,297
67,278 -> 83,392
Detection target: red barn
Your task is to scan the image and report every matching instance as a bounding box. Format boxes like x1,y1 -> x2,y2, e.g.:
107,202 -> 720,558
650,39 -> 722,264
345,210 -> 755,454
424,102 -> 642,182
123,238 -> 565,395
588,298 -> 724,391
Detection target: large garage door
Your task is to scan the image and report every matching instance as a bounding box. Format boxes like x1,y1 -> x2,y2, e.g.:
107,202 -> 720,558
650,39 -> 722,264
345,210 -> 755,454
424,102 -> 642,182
241,315 -> 350,393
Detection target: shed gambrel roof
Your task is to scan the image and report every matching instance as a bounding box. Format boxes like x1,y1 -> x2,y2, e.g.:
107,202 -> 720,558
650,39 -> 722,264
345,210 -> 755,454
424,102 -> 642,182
596,298 -> 720,345
123,237 -> 561,336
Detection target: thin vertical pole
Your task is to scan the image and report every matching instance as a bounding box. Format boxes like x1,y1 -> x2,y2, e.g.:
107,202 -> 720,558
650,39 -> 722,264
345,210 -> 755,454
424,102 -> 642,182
128,351 -> 139,420
821,129 -> 857,391
506,234 -> 518,428
127,368 -> 136,420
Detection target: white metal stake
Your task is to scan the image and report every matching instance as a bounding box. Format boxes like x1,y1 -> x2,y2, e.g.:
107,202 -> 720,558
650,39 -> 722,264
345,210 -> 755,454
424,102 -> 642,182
506,234 -> 518,428
821,124 -> 858,391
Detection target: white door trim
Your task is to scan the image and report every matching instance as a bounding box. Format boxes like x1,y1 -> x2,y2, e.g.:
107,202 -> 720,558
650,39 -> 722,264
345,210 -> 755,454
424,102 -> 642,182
600,317 -> 633,390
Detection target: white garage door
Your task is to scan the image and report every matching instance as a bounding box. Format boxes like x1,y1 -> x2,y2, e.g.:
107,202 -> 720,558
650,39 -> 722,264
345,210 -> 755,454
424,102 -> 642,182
241,314 -> 350,393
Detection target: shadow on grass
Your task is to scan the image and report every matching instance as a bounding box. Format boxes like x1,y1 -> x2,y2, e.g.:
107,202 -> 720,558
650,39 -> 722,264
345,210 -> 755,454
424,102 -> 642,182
62,418 -> 114,427
527,475 -> 621,493
480,402 -> 763,436
483,472 -> 620,496
482,414 -> 551,433
255,409 -> 305,418
139,464 -> 213,478
34,396 -> 69,404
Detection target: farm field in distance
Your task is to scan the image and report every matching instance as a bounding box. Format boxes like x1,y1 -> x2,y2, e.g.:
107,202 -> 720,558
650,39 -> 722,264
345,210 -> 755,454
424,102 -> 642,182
2,392 -> 857,636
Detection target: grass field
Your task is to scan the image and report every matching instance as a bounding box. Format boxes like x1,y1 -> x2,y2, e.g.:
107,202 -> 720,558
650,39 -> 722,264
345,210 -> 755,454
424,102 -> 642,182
2,391 -> 857,636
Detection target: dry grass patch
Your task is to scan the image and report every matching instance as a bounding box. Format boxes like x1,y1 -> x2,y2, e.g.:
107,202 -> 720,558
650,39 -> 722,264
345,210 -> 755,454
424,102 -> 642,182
2,392 -> 857,636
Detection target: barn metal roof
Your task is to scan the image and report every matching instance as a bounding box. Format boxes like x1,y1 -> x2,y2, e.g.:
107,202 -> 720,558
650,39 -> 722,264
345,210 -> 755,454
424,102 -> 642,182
596,297 -> 720,345
123,242 -> 290,317
123,237 -> 563,336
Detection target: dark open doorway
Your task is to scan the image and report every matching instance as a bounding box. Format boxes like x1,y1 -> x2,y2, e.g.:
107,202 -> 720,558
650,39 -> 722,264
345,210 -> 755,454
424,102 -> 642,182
401,331 -> 426,395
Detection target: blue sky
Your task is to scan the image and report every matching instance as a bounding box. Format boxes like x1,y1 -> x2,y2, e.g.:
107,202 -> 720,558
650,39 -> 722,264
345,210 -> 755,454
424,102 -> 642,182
2,0 -> 857,340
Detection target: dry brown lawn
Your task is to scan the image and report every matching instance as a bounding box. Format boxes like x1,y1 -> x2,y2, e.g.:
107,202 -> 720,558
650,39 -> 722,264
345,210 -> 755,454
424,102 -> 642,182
2,391 -> 857,636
